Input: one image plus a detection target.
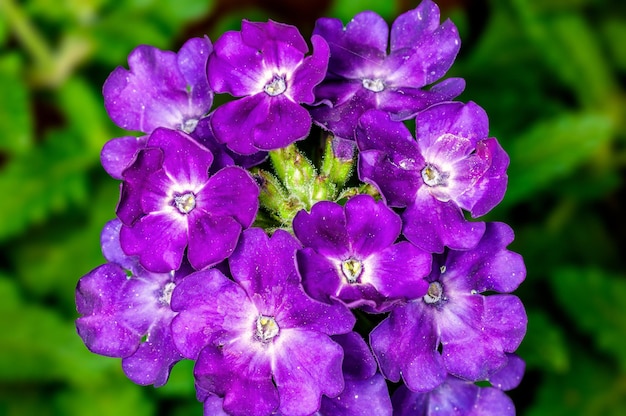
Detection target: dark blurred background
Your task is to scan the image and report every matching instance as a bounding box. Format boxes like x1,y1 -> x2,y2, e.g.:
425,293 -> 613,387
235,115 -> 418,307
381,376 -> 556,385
1,0 -> 625,414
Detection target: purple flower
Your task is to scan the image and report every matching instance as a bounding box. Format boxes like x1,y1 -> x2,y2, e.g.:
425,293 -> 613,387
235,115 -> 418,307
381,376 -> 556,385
357,103 -> 509,253
293,194 -> 431,312
392,354 -> 524,415
75,219 -> 184,386
318,332 -> 393,415
103,37 -> 213,135
101,116 -> 267,180
195,332 -> 393,416
208,20 -> 330,154
171,228 -> 355,416
100,135 -> 148,180
310,0 -> 464,139
392,375 -> 516,416
118,128 -> 259,272
369,222 -> 527,392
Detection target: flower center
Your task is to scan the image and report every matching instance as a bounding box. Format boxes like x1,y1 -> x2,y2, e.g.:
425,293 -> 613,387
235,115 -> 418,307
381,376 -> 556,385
423,281 -> 444,304
180,118 -> 199,134
421,164 -> 449,187
362,78 -> 385,92
174,192 -> 196,214
341,258 -> 363,284
158,282 -> 176,307
264,76 -> 286,96
256,315 -> 280,342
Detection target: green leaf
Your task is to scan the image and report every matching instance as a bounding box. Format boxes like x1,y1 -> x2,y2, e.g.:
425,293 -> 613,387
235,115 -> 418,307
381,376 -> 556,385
516,309 -> 569,373
0,54 -> 33,155
551,267 -> 626,371
154,359 -> 195,398
0,295 -> 116,384
602,18 -> 626,72
57,76 -> 113,155
524,348 -> 626,416
0,9 -> 8,46
157,0 -> 215,22
503,112 -> 614,206
0,274 -> 22,312
54,381 -> 154,416
327,0 -> 397,23
25,0 -> 107,24
12,178 -> 119,311
0,128 -> 94,242
91,9 -> 172,66
208,8 -> 268,42
510,1 -> 617,108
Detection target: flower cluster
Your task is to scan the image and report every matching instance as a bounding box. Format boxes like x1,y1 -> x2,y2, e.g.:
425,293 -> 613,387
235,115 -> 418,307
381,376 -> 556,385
76,1 -> 527,415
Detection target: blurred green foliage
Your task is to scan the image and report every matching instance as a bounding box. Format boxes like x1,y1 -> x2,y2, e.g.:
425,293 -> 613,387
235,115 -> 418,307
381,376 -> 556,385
1,0 -> 625,414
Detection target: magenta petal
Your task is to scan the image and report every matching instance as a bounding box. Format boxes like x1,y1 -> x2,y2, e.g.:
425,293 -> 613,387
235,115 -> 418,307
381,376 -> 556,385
356,111 -> 424,207
370,302 -> 446,392
320,373 -> 392,416
293,201 -> 350,257
117,147 -> 163,226
229,228 -> 301,297
252,96 -> 311,150
101,135 -> 147,180
417,101 -> 490,150
489,354 -> 526,391
313,12 -> 388,77
75,264 -> 141,357
120,212 -> 187,272
289,35 -> 329,104
208,31 -> 266,96
241,19 -> 308,55
103,41 -> 213,134
441,322 -> 509,381
392,376 -> 516,416
170,269 -> 251,359
230,231 -> 354,334
177,36 -> 213,107
333,332 -> 377,379
459,138 -> 510,217
198,166 -> 259,227
369,242 -> 431,300
447,222 -> 526,293
139,169 -> 173,214
187,212 -> 241,270
280,283 -> 355,335
344,195 -> 401,256
403,192 -> 486,252
273,329 -> 344,415
100,219 -> 141,274
146,128 -> 213,186
482,295 -> 528,352
121,319 -> 183,387
297,248 -> 342,303
390,0 -> 441,50
202,395 -> 229,416
390,7 -> 461,85
195,343 -> 278,416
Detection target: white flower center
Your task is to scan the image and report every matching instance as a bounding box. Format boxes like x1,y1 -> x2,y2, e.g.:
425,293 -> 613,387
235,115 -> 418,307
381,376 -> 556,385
421,164 -> 449,187
264,76 -> 286,96
362,78 -> 385,92
423,281 -> 444,304
174,192 -> 196,214
341,258 -> 363,284
180,118 -> 199,134
158,282 -> 176,306
256,315 -> 280,342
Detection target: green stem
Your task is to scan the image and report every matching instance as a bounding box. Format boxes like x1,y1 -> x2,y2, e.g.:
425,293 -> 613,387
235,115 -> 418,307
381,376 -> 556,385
1,0 -> 55,74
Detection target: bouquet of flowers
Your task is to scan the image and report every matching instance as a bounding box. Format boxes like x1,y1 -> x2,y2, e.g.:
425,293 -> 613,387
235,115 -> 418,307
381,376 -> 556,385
75,0 -> 527,414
